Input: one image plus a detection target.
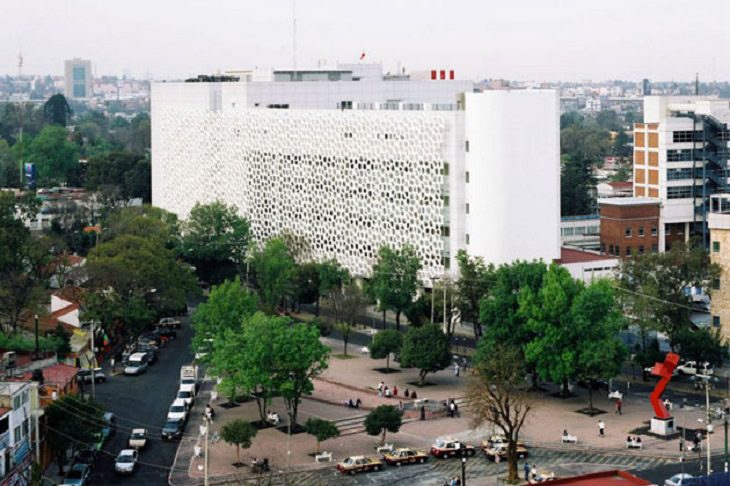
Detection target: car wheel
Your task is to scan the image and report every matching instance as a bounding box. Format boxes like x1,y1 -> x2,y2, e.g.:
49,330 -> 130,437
375,465 -> 381,471
419,457 -> 425,463
468,450 -> 475,457
396,462 -> 401,467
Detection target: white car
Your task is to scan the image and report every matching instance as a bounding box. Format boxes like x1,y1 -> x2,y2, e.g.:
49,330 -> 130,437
124,353 -> 149,375
167,398 -> 188,422
177,388 -> 194,408
676,361 -> 713,376
665,473 -> 693,486
128,428 -> 147,449
114,449 -> 138,474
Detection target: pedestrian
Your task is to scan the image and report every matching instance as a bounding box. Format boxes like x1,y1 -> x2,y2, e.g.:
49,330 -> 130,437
420,405 -> 426,421
355,398 -> 362,409
616,398 -> 622,415
385,386 -> 391,398
524,462 -> 530,481
393,385 -> 398,397
110,357 -> 116,372
411,390 -> 417,400
454,363 -> 460,377
378,381 -> 384,397
399,401 -> 404,411
626,380 -> 631,395
531,465 -> 537,480
404,388 -> 410,398
454,402 -> 459,417
449,401 -> 455,418
598,420 -> 605,437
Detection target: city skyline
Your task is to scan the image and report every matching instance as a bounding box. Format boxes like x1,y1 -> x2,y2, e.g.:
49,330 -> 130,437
1,0 -> 728,82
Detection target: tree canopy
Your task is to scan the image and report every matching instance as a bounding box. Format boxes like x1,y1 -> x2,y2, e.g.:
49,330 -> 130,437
305,418 -> 340,454
369,245 -> 421,329
364,405 -> 403,445
43,94 -> 72,127
250,238 -> 296,311
399,324 -> 451,385
220,419 -> 257,464
369,329 -> 403,372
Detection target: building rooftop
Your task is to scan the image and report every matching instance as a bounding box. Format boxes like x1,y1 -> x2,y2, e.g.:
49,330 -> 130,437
598,197 -> 661,206
524,470 -> 651,486
607,181 -> 633,189
558,247 -> 617,264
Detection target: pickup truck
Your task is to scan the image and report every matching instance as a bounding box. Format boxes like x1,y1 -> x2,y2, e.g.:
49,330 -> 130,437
676,361 -> 714,376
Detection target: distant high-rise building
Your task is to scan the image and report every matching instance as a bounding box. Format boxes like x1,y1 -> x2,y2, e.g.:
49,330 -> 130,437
642,78 -> 651,96
64,58 -> 92,99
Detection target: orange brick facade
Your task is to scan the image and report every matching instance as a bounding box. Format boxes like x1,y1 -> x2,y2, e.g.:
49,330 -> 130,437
600,202 -> 661,258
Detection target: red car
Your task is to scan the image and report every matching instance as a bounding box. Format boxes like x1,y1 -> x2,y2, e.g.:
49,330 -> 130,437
430,439 -> 476,459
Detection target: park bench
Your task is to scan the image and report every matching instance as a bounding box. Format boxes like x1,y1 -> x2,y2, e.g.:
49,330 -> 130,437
561,434 -> 578,444
626,439 -> 643,449
608,390 -> 622,400
360,346 -> 369,354
315,451 -> 332,462
376,443 -> 394,454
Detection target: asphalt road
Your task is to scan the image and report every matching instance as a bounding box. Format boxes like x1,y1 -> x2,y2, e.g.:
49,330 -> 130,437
87,315 -> 194,486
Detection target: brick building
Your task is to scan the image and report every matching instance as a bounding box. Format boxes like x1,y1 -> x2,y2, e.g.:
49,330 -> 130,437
599,198 -> 661,258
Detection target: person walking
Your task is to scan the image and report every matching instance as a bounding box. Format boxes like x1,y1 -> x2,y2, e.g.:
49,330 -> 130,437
454,363 -> 460,377
598,420 -> 605,437
110,357 -> 116,372
449,401 -> 455,418
616,398 -> 622,415
524,462 -> 530,481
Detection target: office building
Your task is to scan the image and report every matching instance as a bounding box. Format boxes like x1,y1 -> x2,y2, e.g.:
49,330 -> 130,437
709,194 -> 730,339
151,64 -> 560,281
64,58 -> 92,99
599,198 -> 661,258
633,96 -> 730,250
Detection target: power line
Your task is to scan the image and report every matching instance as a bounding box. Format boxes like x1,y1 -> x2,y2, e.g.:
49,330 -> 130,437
613,285 -> 710,314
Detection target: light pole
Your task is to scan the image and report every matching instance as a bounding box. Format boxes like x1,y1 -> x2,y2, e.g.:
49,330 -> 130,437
725,413 -> 728,473
204,417 -> 209,486
698,373 -> 712,474
90,321 -> 99,399
34,314 -> 39,354
461,456 -> 467,486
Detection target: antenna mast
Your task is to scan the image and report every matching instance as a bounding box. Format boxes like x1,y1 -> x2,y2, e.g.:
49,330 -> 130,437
17,52 -> 24,188
292,0 -> 297,69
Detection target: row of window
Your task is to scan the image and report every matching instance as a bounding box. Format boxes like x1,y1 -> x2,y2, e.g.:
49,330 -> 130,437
604,243 -> 658,256
667,149 -> 694,162
667,186 -> 694,199
561,226 -> 600,236
667,168 -> 694,180
673,131 -> 697,143
624,226 -> 658,238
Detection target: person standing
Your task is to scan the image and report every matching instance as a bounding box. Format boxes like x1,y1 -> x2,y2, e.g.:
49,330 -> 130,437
454,363 -> 460,377
449,401 -> 455,418
616,398 -> 622,415
598,420 -> 605,437
524,462 -> 530,481
110,357 -> 116,372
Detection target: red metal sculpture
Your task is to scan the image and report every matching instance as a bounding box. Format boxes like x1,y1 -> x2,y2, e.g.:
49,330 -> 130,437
649,352 -> 680,419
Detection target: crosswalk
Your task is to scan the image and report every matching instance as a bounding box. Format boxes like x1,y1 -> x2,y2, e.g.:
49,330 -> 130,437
214,448 -> 675,486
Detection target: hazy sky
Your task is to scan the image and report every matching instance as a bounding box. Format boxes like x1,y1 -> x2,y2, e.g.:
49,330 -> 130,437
1,0 -> 728,82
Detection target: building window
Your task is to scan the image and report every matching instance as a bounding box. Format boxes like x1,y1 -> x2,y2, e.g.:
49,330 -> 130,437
442,195 -> 449,207
13,396 -> 20,410
608,244 -> 614,255
22,419 -> 28,438
465,140 -> 470,153
625,227 -> 632,238
665,225 -> 671,235
667,186 -> 693,199
625,247 -> 632,257
713,241 -> 721,252
465,203 -> 470,214
638,226 -> 644,237
465,171 -> 470,183
466,234 -> 470,245
638,245 -> 645,255
441,256 -> 451,269
615,245 -> 620,256
651,227 -> 658,236
22,391 -> 27,404
651,244 -> 658,253
338,101 -> 353,110
13,426 -> 20,443
667,149 -> 693,162
441,226 -> 450,237
713,278 -> 721,290
673,131 -> 694,143
442,163 -> 450,176
667,168 -> 694,180
713,316 -> 721,328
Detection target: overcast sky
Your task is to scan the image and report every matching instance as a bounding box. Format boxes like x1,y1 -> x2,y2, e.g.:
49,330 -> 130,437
1,0 -> 728,82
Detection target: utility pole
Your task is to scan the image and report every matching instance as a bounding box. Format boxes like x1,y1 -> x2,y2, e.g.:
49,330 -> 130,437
34,314 -> 39,354
17,52 -> 24,189
442,278 -> 447,334
90,321 -> 97,399
725,412 -> 728,473
204,418 -> 209,486
31,382 -> 41,464
699,373 -> 712,474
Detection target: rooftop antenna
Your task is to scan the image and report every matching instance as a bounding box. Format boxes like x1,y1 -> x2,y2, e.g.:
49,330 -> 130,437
17,52 -> 24,188
292,0 -> 297,69
695,72 -> 699,96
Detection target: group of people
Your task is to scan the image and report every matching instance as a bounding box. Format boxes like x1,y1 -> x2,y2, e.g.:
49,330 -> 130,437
376,381 -> 419,399
250,457 -> 270,473
446,398 -> 459,418
626,435 -> 642,445
444,476 -> 462,486
345,398 -> 363,409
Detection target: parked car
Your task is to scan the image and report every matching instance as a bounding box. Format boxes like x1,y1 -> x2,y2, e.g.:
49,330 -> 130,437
481,435 -> 525,449
128,428 -> 148,449
114,449 -> 139,474
382,448 -> 429,466
676,361 -> 714,376
167,398 -> 188,422
61,462 -> 91,486
76,368 -> 106,384
161,419 -> 185,440
124,353 -> 149,375
137,335 -> 162,349
72,449 -> 97,470
136,346 -> 158,365
484,443 -> 529,461
665,473 -> 694,486
158,317 -> 182,329
336,456 -> 383,475
430,439 -> 477,458
177,389 -> 195,408
154,327 -> 177,341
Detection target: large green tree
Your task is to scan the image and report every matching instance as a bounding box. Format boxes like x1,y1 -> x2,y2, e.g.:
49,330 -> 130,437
85,151 -> 151,203
26,125 -> 79,185
180,201 -> 250,284
250,238 -> 296,312
45,395 -> 103,473
305,418 -> 340,454
455,250 -> 494,338
399,324 -> 451,385
369,329 -> 403,372
43,94 -> 72,127
317,259 -> 349,316
369,245 -> 421,330
220,419 -> 257,465
0,140 -> 18,187
364,405 -> 403,446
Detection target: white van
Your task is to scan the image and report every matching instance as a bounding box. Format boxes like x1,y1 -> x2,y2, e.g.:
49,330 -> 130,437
124,353 -> 149,375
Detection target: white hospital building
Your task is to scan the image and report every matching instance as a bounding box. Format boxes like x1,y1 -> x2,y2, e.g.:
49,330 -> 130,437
151,64 -> 560,281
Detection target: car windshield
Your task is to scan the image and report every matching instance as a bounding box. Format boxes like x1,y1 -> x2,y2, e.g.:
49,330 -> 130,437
343,458 -> 355,465
178,391 -> 191,398
165,421 -> 181,429
131,432 -> 145,439
117,454 -> 134,463
170,405 -> 185,413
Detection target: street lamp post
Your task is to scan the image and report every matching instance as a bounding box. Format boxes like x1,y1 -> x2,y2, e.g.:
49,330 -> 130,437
725,413 -> 728,473
461,456 -> 466,486
34,314 -> 39,354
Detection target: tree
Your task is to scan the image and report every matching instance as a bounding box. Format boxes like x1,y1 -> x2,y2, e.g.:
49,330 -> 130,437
101,205 -> 179,248
455,250 -> 494,338
273,322 -> 329,429
26,125 -> 79,185
191,278 -> 258,365
399,324 -> 451,385
403,293 -> 431,328
304,418 -> 340,454
45,395 -> 103,473
570,280 -> 627,409
0,140 -> 18,187
364,405 -> 402,446
369,329 -> 403,372
676,327 -> 727,369
43,94 -> 72,127
468,344 -> 532,482
330,283 -> 367,355
180,201 -> 250,284
618,242 -> 720,349
220,419 -> 257,465
521,264 -> 582,396
317,259 -> 348,316
85,151 -> 151,203
251,238 -> 296,311
291,262 -> 320,312
369,245 -> 421,330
